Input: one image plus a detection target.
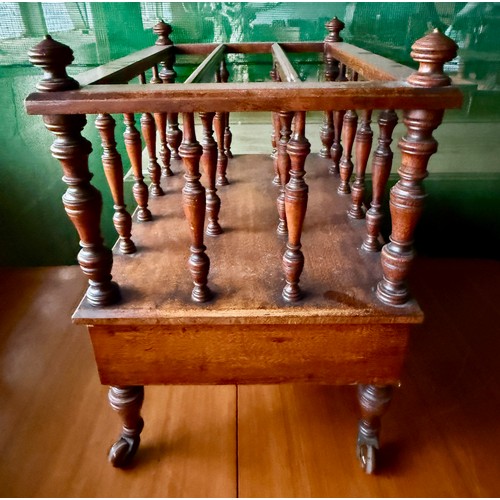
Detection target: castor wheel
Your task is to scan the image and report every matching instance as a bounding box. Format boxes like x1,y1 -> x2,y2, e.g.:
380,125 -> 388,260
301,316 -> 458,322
108,435 -> 141,468
357,442 -> 377,475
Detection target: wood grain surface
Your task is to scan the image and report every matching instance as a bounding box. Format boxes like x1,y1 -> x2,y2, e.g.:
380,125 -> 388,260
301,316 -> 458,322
74,154 -> 422,325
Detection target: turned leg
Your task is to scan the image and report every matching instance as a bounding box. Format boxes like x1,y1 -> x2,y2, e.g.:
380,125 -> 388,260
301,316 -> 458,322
357,384 -> 393,474
95,113 -> 136,254
108,386 -> 144,468
200,112 -> 223,236
282,111 -> 310,301
179,112 -> 211,302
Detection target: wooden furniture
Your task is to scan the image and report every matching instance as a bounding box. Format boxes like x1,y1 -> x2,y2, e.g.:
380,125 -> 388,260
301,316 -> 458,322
25,18 -> 461,474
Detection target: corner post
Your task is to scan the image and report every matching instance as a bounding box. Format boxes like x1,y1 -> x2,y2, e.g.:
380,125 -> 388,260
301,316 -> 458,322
28,36 -> 120,306
377,30 -> 458,305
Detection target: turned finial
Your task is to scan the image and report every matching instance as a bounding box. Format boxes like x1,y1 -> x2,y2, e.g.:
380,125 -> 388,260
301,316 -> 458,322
28,35 -> 79,92
325,17 -> 345,43
153,20 -> 173,46
407,28 -> 458,87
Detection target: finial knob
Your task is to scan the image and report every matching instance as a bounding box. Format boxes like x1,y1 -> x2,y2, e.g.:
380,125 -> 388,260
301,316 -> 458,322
153,20 -> 173,46
325,17 -> 345,43
28,35 -> 79,91
407,28 -> 458,87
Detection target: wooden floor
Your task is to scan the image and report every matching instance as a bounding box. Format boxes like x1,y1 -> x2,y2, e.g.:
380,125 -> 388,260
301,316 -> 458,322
1,259 -> 499,497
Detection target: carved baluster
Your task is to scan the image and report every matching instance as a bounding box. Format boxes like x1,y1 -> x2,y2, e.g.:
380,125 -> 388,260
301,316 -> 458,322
95,113 -> 136,254
179,113 -> 211,302
155,20 -> 182,160
276,111 -> 294,236
199,112 -> 222,236
348,109 -> 373,219
215,64 -> 229,186
320,17 -> 343,158
219,58 -> 233,159
357,384 -> 393,474
282,111 -> 311,302
151,64 -> 172,177
338,109 -> 358,194
123,113 -> 152,222
28,36 -> 120,307
362,110 -> 398,251
377,29 -> 458,306
108,386 -> 144,468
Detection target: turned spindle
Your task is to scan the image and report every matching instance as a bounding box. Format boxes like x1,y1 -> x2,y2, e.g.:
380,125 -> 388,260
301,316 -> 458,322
348,109 -> 373,219
28,35 -> 79,92
362,110 -> 397,251
150,60 -> 172,177
140,112 -> 164,197
155,20 -> 182,160
123,113 -> 152,222
270,64 -> 282,184
377,29 -> 458,306
199,112 -> 222,236
95,113 -> 136,254
108,386 -> 144,468
338,109 -> 358,195
330,107 -> 346,175
276,111 -> 294,236
282,111 -> 311,302
214,64 -> 229,186
179,112 -> 211,302
153,111 -> 172,178
29,36 -> 120,307
327,20 -> 346,173
357,385 -> 393,474
320,17 -> 343,159
220,58 -> 233,159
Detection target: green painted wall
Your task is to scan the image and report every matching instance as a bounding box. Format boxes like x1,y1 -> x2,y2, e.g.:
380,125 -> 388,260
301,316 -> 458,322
1,2 -> 499,266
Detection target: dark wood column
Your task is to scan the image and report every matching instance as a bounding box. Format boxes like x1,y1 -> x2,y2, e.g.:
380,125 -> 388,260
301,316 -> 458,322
29,36 -> 120,307
377,29 -> 458,305
282,111 -> 311,302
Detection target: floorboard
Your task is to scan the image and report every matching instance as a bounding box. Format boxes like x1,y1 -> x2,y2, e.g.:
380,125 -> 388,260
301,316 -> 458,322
0,267 -> 237,498
237,258 -> 500,497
